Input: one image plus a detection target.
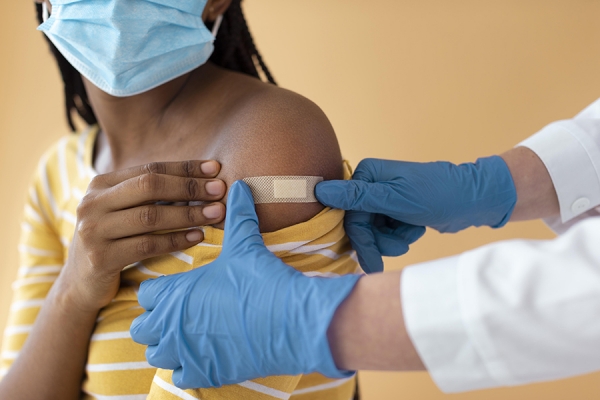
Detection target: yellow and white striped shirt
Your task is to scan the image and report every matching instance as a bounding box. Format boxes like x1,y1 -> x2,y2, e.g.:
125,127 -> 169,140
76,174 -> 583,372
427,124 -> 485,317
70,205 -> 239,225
1,127 -> 360,399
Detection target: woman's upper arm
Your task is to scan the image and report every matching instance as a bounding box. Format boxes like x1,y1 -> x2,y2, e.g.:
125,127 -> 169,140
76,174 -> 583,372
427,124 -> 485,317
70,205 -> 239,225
1,170 -> 64,374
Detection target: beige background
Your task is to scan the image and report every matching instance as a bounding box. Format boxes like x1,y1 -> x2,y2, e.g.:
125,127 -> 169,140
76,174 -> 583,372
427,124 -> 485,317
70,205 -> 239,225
1,0 -> 600,398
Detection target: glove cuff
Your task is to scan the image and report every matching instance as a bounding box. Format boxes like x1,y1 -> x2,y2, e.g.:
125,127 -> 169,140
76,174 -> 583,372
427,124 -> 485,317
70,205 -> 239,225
473,155 -> 517,229
439,155 -> 517,233
287,273 -> 362,378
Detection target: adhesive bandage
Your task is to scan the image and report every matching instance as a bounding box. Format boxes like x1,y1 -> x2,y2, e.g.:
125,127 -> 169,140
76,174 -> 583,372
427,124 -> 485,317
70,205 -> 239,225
242,176 -> 324,204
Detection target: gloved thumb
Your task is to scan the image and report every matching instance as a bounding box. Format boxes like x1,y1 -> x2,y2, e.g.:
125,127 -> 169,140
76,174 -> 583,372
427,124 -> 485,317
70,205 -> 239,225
173,366 -> 210,390
222,181 -> 265,250
316,179 -> 381,212
137,274 -> 172,311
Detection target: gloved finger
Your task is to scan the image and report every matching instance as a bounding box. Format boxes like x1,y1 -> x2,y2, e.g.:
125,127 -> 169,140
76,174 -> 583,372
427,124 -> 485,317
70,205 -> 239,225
172,367 -> 189,389
314,180 -> 348,207
316,180 -> 402,218
344,210 -> 384,274
373,233 -> 409,257
353,158 -> 441,184
130,311 -> 161,346
173,365 -> 213,390
352,158 -> 404,182
373,219 -> 426,257
373,216 -> 426,245
137,274 -> 174,311
400,224 -> 427,244
145,344 -> 181,370
222,181 -> 266,250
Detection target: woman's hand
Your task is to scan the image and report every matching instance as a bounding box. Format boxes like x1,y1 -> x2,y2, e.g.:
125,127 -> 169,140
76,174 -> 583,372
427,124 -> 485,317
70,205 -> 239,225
57,160 -> 226,313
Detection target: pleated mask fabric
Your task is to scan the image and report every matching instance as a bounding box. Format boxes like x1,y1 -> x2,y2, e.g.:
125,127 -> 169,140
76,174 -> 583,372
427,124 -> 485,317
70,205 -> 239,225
38,0 -> 215,97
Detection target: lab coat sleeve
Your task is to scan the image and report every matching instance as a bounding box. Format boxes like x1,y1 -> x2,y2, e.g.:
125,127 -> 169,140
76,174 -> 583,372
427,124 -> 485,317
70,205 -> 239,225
519,98 -> 600,229
401,216 -> 600,393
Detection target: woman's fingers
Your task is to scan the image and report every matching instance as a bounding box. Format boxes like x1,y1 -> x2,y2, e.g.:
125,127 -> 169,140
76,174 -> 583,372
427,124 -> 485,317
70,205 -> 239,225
83,160 -> 226,212
92,160 -> 221,188
99,175 -> 226,211
106,230 -> 205,268
62,161 -> 225,311
100,203 -> 225,239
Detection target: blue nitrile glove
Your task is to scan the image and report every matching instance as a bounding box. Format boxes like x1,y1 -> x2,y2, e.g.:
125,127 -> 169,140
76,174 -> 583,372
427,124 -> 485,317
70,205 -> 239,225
130,181 -> 361,389
316,156 -> 517,273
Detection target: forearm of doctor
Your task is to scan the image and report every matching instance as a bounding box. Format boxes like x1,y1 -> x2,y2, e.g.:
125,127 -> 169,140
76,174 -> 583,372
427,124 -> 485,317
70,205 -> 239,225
501,146 -> 559,221
327,271 -> 426,371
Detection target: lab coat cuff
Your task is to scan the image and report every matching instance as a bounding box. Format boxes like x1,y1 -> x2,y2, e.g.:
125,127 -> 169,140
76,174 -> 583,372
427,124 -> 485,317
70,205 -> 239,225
519,121 -> 600,223
402,256 -> 496,393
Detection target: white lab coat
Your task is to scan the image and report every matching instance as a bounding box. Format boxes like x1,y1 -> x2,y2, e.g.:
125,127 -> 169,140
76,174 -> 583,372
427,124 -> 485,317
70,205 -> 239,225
401,98 -> 600,393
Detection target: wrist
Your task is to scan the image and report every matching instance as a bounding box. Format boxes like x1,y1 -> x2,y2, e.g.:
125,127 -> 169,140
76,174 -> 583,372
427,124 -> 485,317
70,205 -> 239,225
50,273 -> 103,316
500,146 -> 559,221
43,283 -> 101,341
327,271 -> 425,371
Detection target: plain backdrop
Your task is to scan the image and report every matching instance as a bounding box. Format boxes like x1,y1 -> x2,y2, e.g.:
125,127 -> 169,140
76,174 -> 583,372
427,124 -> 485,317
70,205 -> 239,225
2,1 -> 600,398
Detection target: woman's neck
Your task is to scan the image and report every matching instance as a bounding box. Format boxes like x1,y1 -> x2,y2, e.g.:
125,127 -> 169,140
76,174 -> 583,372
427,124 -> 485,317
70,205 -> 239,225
85,63 -> 218,172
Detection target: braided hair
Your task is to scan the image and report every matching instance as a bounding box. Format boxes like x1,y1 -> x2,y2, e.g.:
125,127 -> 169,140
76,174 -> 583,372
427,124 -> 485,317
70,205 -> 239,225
34,0 -> 276,131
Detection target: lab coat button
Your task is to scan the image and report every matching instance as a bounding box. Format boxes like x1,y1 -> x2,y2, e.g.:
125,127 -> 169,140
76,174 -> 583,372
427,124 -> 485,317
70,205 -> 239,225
571,197 -> 590,214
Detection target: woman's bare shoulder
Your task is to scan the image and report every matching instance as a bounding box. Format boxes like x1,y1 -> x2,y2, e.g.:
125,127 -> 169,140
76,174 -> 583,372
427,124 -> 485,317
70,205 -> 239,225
213,80 -> 344,232
219,83 -> 343,179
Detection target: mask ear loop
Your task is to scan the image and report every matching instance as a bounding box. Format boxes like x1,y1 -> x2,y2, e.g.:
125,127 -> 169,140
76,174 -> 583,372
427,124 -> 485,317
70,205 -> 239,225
42,2 -> 49,22
211,14 -> 223,38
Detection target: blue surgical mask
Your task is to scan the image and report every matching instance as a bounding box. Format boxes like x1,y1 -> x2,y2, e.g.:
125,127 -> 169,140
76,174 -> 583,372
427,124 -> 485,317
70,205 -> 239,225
39,0 -> 222,97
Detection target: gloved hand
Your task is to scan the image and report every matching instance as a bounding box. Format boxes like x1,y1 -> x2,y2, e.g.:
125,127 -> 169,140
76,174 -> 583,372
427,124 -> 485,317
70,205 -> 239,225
130,181 -> 361,389
316,156 -> 517,273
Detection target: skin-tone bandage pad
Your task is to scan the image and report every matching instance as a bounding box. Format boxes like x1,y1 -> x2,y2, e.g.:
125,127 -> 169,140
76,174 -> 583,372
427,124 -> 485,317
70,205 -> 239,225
242,176 -> 324,204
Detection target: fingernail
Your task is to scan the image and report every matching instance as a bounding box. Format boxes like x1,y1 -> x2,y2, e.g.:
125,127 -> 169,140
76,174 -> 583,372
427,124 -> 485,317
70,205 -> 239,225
201,161 -> 219,175
202,204 -> 223,219
205,180 -> 225,196
186,230 -> 203,242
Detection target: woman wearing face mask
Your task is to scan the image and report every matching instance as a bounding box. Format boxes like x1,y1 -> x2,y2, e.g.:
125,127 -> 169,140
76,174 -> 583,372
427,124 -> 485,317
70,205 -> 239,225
0,1 -> 369,399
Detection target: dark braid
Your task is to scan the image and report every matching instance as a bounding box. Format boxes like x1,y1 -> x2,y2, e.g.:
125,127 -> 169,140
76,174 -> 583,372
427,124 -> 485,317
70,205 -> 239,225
35,0 -> 276,132
209,0 -> 276,84
35,3 -> 97,130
